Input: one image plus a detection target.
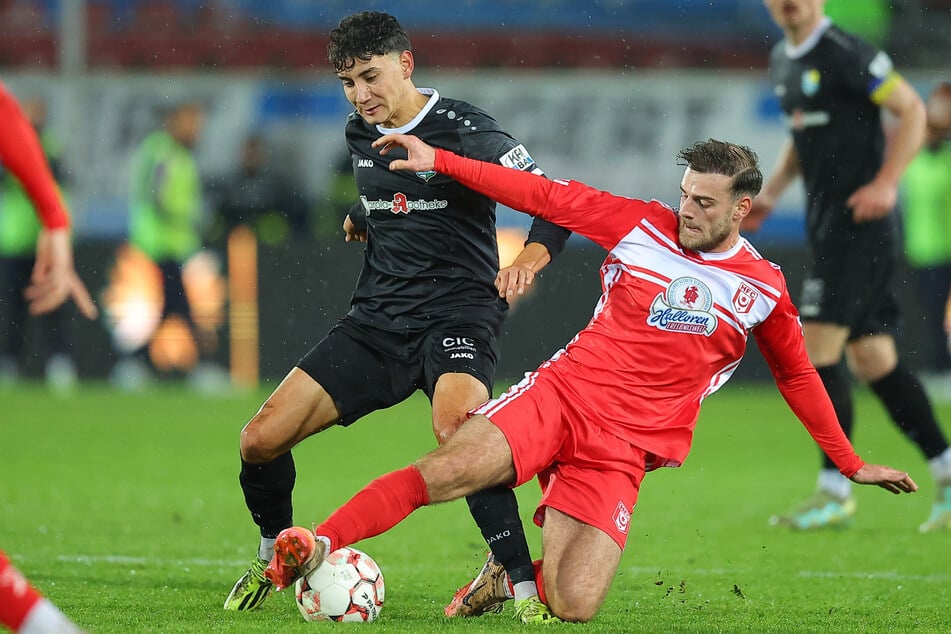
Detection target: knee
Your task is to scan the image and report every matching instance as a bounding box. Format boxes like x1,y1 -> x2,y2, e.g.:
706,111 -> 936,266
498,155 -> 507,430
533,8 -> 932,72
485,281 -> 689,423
431,412 -> 467,446
547,596 -> 598,623
544,572 -> 603,623
846,344 -> 897,383
240,414 -> 282,464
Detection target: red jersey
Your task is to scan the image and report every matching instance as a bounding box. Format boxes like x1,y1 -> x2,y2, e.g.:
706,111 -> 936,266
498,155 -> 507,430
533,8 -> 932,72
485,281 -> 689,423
435,149 -> 864,477
0,81 -> 69,230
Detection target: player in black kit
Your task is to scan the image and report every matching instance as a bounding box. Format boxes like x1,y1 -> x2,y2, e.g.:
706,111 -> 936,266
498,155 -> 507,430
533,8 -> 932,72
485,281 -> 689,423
746,0 -> 951,532
223,11 -> 571,615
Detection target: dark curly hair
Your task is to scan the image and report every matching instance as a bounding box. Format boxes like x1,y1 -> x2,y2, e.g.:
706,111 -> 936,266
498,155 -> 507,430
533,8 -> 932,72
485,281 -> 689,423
328,11 -> 412,73
677,139 -> 763,199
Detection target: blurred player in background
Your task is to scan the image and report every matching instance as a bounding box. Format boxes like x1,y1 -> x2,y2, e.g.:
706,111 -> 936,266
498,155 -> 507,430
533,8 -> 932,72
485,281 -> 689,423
901,83 -> 951,380
0,81 -> 92,634
746,0 -> 951,532
205,134 -> 309,249
224,11 -> 570,614
264,133 -> 919,624
112,100 -> 226,391
0,96 -> 78,390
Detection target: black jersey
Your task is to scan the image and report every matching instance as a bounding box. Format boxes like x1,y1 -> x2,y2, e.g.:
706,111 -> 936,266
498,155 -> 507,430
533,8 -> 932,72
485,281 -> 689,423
344,88 -> 570,335
769,20 -> 899,246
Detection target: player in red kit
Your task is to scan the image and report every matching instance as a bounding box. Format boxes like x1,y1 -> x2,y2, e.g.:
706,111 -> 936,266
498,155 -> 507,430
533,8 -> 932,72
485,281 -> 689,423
0,552 -> 83,633
262,135 -> 918,624
0,81 -> 91,633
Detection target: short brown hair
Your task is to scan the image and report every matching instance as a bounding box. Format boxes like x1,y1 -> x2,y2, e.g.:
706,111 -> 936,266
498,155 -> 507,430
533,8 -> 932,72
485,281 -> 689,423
677,139 -> 763,199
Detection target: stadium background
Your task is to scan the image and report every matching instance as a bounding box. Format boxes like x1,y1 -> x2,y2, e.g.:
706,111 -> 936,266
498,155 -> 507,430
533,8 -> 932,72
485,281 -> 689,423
2,0 -> 950,385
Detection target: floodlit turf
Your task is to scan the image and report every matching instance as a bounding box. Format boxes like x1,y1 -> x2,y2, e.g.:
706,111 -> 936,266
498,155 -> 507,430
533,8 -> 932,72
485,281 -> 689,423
1,382 -> 949,632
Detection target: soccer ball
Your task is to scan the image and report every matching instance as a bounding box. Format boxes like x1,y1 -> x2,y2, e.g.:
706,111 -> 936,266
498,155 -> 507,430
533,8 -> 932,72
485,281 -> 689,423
294,547 -> 385,622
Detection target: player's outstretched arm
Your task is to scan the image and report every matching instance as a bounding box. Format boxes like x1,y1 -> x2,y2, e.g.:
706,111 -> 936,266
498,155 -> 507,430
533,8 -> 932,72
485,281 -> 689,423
850,463 -> 918,495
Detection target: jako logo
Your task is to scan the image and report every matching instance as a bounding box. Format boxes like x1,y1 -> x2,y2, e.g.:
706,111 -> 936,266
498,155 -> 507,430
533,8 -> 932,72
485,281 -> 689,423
357,158 -> 374,168
486,530 -> 511,545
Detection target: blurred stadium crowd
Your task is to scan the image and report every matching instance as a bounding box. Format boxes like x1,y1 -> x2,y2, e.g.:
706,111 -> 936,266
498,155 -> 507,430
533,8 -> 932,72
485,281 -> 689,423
0,0 -> 950,69
0,0 -> 949,387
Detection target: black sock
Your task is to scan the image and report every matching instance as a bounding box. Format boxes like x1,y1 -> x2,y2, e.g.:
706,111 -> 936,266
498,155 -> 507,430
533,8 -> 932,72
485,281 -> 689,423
870,364 -> 950,459
816,364 -> 854,470
466,486 -> 535,585
240,452 -> 296,539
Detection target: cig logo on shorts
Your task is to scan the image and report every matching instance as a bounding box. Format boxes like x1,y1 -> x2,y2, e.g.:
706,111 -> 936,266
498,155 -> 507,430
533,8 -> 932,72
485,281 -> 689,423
442,337 -> 476,360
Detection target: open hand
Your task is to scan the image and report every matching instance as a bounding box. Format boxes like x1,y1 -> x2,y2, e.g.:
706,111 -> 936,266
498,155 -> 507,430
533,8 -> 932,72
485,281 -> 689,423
848,180 -> 897,223
850,463 -> 918,495
495,264 -> 536,299
25,228 -> 97,319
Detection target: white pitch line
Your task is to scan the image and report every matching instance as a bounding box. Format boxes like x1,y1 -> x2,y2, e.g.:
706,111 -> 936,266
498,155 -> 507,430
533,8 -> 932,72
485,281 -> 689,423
52,554 -> 247,567
25,555 -> 951,584
623,565 -> 951,583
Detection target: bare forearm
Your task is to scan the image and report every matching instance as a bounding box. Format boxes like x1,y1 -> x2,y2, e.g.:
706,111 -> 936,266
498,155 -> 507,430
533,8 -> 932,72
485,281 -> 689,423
510,241 -> 552,274
877,90 -> 926,187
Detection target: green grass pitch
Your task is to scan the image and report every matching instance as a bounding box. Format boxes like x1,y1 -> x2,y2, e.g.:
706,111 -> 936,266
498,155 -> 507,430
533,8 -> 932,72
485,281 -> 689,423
1,382 -> 949,632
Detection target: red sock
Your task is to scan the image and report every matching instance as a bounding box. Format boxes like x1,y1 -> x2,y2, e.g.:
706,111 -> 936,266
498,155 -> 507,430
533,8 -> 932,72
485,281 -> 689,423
315,465 -> 429,552
0,551 -> 43,632
533,559 -> 547,604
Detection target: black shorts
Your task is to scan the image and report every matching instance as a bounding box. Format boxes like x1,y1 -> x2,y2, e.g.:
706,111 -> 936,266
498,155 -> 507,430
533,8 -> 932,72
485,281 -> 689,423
296,316 -> 499,426
798,242 -> 900,341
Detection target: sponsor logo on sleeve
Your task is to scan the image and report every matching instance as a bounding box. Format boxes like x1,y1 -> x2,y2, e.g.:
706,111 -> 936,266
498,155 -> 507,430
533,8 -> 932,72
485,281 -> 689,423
499,144 -> 537,171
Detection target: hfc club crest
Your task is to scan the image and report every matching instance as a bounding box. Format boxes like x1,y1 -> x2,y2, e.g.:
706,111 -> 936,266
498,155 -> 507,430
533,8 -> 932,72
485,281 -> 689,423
732,282 -> 759,314
613,501 -> 631,534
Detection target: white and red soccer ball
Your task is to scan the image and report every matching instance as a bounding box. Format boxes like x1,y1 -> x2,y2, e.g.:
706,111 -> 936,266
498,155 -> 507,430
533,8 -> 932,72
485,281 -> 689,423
294,547 -> 385,622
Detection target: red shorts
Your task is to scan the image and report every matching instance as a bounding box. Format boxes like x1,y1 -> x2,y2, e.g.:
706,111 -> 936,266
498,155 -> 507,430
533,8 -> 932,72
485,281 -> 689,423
474,371 -> 648,549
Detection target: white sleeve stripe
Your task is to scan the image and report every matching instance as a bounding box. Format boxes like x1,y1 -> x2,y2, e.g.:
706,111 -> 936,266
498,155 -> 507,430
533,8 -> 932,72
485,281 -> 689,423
735,273 -> 782,301
700,358 -> 744,400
